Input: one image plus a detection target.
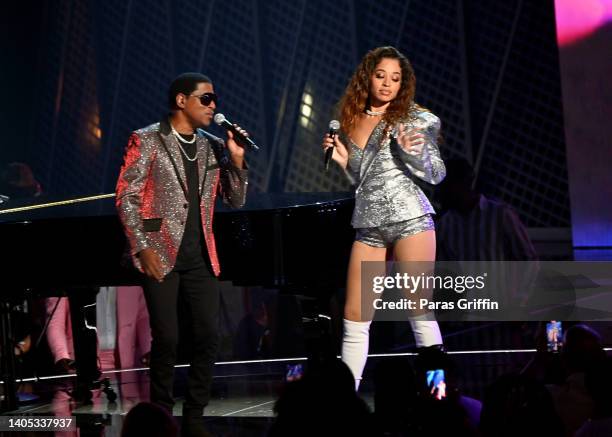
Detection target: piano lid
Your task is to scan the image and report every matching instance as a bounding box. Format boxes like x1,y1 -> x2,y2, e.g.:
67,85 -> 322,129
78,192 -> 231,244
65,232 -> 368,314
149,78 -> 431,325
0,192 -> 354,223
216,191 -> 354,212
0,193 -> 117,224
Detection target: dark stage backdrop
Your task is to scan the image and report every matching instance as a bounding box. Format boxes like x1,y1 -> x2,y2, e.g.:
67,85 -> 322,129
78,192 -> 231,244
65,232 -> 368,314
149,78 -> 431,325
2,0 -> 570,228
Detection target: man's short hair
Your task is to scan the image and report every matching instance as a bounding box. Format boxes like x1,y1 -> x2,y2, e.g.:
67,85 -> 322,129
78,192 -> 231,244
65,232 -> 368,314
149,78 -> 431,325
168,72 -> 211,109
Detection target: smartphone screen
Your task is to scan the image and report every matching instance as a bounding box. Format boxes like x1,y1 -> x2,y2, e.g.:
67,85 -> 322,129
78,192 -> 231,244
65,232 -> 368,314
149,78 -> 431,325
426,369 -> 446,400
546,320 -> 563,353
285,363 -> 304,382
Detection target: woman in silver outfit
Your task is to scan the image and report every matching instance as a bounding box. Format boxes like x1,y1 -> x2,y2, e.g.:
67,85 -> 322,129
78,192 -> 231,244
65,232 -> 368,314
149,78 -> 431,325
322,46 -> 446,390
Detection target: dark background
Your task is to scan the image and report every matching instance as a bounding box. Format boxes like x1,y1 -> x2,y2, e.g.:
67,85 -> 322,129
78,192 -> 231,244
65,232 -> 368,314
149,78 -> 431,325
1,0 -> 570,228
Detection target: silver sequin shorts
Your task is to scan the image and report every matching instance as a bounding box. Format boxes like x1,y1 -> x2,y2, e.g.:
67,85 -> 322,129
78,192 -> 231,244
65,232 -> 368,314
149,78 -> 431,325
355,214 -> 435,248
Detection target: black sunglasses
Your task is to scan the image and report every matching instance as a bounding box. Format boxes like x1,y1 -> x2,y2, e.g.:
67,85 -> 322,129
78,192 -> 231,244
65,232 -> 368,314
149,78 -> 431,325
189,92 -> 217,107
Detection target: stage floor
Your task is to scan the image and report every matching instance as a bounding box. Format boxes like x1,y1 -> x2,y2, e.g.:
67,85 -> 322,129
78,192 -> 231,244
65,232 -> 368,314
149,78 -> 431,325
1,348 -> 547,436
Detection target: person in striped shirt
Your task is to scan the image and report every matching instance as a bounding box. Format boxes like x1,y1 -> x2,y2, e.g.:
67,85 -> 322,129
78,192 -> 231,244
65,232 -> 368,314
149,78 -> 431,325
436,158 -> 538,308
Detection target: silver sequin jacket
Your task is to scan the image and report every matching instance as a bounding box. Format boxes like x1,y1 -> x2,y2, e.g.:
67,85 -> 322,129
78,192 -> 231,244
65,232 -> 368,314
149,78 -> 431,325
116,118 -> 248,277
345,109 -> 445,228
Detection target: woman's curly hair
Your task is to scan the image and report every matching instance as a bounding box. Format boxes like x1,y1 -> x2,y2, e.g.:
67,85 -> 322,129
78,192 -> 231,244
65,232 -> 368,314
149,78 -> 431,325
338,46 -> 419,135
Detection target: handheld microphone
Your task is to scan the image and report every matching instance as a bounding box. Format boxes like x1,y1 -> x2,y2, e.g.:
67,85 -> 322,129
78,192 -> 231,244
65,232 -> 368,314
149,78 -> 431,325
324,120 -> 341,171
213,113 -> 259,151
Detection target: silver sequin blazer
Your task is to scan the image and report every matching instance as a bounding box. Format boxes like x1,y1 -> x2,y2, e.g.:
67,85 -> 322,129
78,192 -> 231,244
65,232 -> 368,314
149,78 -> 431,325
116,118 -> 248,277
345,109 -> 445,228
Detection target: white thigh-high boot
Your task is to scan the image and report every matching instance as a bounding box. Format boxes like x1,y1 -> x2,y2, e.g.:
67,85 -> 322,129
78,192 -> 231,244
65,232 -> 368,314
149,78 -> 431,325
341,318 -> 372,390
410,318 -> 443,347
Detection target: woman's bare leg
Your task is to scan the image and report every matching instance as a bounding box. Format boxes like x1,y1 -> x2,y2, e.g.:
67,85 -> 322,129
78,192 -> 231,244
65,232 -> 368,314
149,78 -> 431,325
342,241 -> 387,389
393,230 -> 443,347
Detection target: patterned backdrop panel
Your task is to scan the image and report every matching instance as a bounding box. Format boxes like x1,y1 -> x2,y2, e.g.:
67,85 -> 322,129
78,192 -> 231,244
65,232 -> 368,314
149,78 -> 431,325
27,0 -> 569,227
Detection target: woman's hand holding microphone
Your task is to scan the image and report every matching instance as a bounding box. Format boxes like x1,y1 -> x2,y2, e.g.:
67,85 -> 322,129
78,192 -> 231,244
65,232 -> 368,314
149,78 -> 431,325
322,133 -> 349,170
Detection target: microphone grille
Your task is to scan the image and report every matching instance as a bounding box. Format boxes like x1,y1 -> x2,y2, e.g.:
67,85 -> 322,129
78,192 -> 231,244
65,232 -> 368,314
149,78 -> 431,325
213,113 -> 226,125
329,120 -> 340,131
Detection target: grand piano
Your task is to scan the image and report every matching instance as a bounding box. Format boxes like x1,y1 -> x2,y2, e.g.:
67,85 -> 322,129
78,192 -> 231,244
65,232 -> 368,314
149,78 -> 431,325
0,192 -> 355,410
0,192 -> 354,288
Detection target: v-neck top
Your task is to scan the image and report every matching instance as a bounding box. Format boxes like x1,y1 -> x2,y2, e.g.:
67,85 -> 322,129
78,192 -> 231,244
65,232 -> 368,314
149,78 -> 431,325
173,136 -> 212,273
343,109 -> 446,228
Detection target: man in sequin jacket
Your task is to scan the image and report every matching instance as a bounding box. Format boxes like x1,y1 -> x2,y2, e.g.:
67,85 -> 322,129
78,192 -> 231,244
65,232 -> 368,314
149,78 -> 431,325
116,73 -> 248,435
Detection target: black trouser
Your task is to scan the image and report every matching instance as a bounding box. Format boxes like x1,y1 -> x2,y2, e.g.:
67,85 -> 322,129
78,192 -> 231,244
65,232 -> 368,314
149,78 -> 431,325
142,264 -> 219,417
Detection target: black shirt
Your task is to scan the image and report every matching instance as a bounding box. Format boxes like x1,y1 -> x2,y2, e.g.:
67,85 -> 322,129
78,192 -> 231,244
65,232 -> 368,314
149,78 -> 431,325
173,134 -> 212,274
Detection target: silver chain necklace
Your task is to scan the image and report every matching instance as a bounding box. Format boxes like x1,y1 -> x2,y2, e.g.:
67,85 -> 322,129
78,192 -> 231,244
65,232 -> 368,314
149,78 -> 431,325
171,124 -> 198,161
177,142 -> 198,162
